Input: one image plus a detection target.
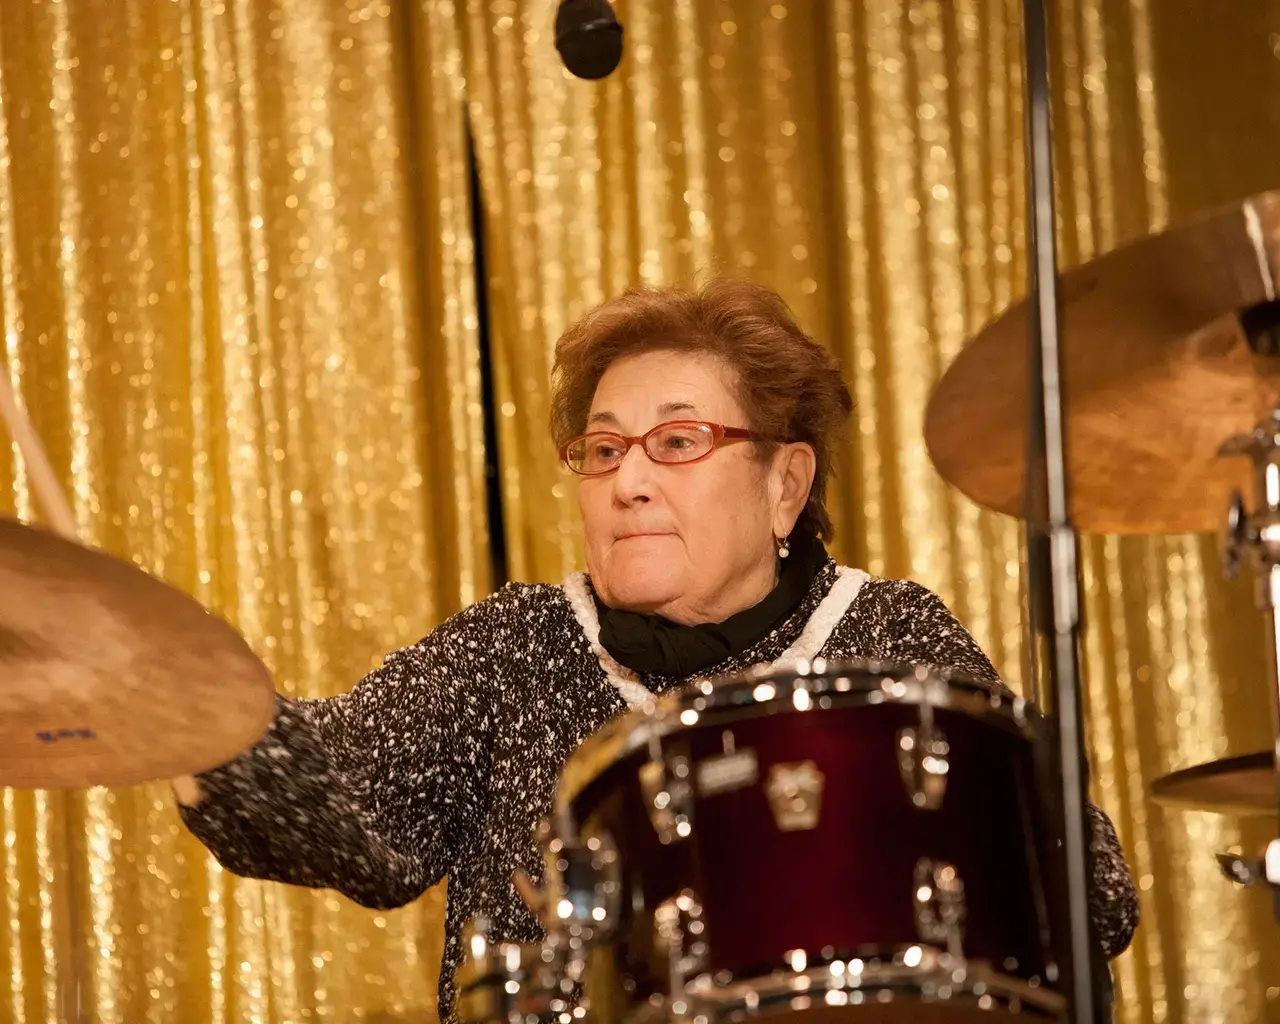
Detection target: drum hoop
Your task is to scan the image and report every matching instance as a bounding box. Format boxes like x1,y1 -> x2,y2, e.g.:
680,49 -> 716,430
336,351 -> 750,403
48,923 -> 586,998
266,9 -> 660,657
554,658 -> 1039,823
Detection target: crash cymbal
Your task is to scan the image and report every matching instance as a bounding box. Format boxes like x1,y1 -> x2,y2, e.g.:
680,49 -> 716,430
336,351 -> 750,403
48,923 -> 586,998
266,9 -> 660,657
0,517 -> 276,789
1150,751 -> 1275,816
925,191 -> 1280,535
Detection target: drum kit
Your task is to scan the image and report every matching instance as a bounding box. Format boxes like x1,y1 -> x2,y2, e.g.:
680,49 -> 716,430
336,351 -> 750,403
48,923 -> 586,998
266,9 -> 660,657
2,5 -> 1280,1024
445,196 -> 1280,1023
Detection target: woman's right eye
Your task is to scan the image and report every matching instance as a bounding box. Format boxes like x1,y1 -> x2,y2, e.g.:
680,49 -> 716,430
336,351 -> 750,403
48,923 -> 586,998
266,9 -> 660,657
591,441 -> 622,460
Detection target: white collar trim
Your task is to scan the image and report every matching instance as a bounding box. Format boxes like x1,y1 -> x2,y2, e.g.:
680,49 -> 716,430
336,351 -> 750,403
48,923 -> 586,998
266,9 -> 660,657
560,572 -> 654,709
561,566 -> 870,710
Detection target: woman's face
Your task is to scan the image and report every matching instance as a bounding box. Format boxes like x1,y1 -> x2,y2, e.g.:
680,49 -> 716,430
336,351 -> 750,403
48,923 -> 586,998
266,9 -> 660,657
578,349 -> 814,625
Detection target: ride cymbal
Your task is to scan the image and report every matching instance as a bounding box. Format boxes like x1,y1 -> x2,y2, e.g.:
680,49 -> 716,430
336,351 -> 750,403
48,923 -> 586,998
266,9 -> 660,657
1150,752 -> 1275,816
925,192 -> 1280,535
0,517 -> 276,789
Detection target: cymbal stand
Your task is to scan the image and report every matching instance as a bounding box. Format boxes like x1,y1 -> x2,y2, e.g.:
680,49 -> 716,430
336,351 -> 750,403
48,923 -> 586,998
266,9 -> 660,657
1219,408 -> 1280,919
0,365 -> 86,1023
1020,0 -> 1103,1018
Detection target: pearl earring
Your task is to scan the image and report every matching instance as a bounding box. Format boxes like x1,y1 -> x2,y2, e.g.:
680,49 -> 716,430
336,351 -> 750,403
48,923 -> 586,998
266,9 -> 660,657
777,534 -> 790,559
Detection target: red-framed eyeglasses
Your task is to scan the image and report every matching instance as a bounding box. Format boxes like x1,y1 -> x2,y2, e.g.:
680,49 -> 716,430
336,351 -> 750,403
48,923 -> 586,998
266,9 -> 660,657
559,420 -> 758,477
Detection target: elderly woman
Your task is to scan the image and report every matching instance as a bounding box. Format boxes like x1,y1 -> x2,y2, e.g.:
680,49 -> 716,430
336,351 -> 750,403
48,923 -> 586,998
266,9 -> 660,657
177,278 -> 1138,1017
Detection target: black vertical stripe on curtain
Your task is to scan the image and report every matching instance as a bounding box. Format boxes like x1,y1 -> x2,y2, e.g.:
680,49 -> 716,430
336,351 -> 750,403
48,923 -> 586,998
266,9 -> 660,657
467,117 -> 510,589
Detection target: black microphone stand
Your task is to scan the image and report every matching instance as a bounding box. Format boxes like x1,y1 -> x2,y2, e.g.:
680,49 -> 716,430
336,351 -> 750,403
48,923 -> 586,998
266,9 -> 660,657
1020,0 -> 1103,1019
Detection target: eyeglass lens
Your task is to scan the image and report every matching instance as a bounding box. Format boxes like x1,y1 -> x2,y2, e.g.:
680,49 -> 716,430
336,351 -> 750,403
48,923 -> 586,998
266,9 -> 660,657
566,422 -> 716,473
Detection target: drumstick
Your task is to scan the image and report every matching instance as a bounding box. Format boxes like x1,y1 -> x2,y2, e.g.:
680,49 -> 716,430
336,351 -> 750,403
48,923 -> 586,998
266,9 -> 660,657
513,870 -> 549,924
0,362 -> 78,539
0,368 -> 203,801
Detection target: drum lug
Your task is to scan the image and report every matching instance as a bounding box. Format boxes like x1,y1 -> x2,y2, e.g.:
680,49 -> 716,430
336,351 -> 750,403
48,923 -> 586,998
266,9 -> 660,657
897,708 -> 950,810
913,858 -> 966,958
455,916 -> 587,1024
639,751 -> 694,844
654,889 -> 709,1012
538,823 -> 621,940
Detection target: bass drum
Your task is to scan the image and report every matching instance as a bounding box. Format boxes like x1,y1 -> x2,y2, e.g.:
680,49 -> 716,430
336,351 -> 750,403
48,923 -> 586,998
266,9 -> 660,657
546,660 -> 1066,1024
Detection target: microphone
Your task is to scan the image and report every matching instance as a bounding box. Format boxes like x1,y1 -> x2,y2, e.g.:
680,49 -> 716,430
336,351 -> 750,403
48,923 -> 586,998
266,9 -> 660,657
555,0 -> 624,80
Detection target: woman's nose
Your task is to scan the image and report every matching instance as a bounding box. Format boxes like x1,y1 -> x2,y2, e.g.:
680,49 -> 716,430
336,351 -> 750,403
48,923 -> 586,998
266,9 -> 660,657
612,443 -> 654,503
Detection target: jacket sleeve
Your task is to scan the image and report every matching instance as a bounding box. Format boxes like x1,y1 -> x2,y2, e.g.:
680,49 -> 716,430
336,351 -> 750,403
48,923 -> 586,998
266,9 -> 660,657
178,593 -> 502,910
861,578 -> 1141,961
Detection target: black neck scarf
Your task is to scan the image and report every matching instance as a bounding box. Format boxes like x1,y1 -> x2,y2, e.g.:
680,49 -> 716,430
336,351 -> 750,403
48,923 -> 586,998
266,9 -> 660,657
592,531 -> 829,677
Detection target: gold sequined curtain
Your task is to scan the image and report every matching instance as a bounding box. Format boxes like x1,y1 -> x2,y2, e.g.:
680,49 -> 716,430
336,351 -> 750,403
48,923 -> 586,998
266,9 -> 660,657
463,0 -> 1280,1020
0,1 -> 484,1022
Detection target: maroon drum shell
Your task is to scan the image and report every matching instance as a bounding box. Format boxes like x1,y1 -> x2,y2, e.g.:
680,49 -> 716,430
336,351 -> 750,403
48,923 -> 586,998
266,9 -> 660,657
564,671 -> 1056,1009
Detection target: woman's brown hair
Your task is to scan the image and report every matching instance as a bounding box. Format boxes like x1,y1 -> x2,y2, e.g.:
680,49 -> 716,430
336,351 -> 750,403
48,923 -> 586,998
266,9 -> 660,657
549,276 -> 852,540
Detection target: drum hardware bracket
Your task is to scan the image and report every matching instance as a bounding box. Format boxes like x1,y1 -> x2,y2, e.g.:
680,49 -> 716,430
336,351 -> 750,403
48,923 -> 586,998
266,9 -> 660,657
654,890 -> 709,1018
1219,408 -> 1280,923
639,751 -> 694,844
897,707 -> 949,811
1241,298 -> 1280,357
1218,841 -> 1280,890
764,760 -> 825,831
913,858 -> 966,959
1221,411 -> 1280,582
535,823 -> 621,939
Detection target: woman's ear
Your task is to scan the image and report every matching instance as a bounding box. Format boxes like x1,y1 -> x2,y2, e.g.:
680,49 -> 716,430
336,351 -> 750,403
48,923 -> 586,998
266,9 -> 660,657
772,442 -> 816,537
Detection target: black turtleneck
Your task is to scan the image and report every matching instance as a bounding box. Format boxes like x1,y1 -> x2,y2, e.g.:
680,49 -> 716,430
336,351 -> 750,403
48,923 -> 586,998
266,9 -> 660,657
592,531 -> 829,677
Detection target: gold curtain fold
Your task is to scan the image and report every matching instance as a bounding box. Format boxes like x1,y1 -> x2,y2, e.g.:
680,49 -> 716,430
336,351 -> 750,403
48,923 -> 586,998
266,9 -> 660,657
0,1 -> 484,1021
463,0 -> 1280,1020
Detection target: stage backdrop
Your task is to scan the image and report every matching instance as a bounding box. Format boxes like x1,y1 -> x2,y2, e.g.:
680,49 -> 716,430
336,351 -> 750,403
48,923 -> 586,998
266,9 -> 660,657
462,1 -> 1280,1022
4,1 -> 1280,1023
0,1 -> 487,1021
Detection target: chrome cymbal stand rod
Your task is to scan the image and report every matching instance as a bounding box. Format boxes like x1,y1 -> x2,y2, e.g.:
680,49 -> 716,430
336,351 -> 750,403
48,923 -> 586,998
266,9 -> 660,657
1221,411 -> 1280,920
1020,0 -> 1101,1018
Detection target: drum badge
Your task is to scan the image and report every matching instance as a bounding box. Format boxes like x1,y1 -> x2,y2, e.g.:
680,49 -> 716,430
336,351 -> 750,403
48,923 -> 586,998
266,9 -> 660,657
765,760 -> 825,831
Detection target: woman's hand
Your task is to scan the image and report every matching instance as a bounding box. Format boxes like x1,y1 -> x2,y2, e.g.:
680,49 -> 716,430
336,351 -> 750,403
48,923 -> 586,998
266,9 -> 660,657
171,774 -> 206,807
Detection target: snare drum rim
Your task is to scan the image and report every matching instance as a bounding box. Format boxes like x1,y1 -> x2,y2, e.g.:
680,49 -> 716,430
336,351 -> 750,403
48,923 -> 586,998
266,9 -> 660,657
554,658 -> 1039,823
